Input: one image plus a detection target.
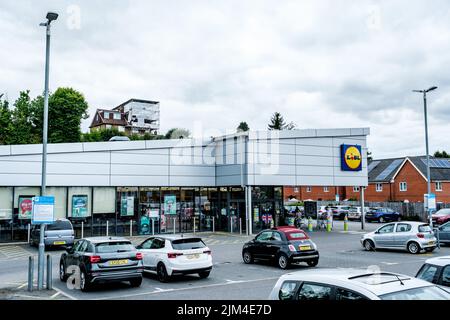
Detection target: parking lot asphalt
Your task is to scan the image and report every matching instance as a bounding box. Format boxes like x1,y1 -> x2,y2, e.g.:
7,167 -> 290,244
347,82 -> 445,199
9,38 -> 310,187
0,221 -> 448,300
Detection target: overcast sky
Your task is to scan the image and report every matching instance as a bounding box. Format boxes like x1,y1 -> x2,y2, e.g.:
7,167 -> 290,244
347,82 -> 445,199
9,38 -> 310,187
0,0 -> 449,159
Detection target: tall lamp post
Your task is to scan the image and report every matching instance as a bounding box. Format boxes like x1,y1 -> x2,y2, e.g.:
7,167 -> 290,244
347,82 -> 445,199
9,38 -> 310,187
37,12 -> 58,290
413,86 -> 437,228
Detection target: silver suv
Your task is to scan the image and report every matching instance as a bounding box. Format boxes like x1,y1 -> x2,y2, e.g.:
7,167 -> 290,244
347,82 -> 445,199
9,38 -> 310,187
361,221 -> 437,254
30,219 -> 75,248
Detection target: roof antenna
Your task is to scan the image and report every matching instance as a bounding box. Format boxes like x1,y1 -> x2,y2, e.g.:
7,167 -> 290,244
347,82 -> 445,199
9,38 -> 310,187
395,274 -> 405,285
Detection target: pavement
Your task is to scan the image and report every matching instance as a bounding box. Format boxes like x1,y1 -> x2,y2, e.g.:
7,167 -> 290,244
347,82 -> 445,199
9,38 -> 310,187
0,220 -> 448,300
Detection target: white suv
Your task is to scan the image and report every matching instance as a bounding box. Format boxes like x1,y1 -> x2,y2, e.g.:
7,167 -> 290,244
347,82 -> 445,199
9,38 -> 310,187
269,268 -> 450,300
136,236 -> 213,282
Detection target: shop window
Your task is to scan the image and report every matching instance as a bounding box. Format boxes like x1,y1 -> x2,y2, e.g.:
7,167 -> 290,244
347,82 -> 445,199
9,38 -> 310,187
47,187 -> 68,220
0,187 -> 13,221
14,187 -> 41,221
93,187 -> 116,214
117,187 -> 138,218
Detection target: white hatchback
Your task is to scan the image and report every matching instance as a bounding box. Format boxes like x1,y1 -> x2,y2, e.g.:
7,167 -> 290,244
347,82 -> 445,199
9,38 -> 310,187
136,236 -> 213,282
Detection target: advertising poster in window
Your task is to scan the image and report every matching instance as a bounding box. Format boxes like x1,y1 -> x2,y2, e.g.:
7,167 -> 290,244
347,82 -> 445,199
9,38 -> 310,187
121,196 -> 135,216
18,196 -> 33,220
72,195 -> 88,218
164,195 -> 177,215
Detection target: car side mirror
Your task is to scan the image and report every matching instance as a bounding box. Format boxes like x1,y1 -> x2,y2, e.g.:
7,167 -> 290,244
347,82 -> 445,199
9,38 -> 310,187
136,245 -> 142,249
65,246 -> 73,254
375,231 -> 379,234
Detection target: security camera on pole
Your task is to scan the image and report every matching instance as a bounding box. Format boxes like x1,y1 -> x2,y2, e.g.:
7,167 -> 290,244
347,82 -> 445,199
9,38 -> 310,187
37,11 -> 58,290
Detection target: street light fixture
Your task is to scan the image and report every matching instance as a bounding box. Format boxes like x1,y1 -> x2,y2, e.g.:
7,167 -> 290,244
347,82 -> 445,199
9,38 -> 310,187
413,86 -> 438,228
37,11 -> 58,291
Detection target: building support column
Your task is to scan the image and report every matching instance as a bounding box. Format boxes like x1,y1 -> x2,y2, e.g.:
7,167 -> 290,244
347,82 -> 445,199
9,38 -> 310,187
360,186 -> 365,231
245,186 -> 252,235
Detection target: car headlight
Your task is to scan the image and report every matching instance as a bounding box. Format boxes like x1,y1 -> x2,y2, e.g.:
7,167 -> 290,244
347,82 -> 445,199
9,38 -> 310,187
312,242 -> 317,251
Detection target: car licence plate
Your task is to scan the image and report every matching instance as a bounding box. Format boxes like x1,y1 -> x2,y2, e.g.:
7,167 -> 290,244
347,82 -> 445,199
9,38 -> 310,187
299,245 -> 312,251
186,254 -> 200,260
109,259 -> 128,266
53,241 -> 66,245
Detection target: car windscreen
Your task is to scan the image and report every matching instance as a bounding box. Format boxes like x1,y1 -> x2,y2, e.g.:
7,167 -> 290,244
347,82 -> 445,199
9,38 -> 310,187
435,209 -> 450,216
286,231 -> 308,240
95,241 -> 135,253
171,238 -> 206,250
46,221 -> 72,231
380,286 -> 450,300
418,225 -> 432,232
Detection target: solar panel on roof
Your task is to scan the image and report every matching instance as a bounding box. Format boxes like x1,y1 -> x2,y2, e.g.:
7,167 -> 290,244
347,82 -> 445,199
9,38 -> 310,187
421,158 -> 450,168
375,159 -> 403,181
368,161 -> 380,172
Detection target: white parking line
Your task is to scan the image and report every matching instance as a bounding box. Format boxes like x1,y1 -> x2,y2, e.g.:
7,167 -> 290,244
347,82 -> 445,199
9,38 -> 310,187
94,277 -> 280,300
53,286 -> 78,300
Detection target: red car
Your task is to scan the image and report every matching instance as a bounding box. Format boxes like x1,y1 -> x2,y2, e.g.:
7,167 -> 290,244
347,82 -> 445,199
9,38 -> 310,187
432,209 -> 450,225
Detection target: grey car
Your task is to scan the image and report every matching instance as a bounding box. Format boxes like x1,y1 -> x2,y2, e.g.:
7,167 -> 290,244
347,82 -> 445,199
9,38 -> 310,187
361,221 -> 437,254
435,221 -> 450,245
30,219 -> 75,248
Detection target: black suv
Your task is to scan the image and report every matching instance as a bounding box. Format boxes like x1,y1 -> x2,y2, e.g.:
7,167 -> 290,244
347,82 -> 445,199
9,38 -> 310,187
60,237 -> 144,291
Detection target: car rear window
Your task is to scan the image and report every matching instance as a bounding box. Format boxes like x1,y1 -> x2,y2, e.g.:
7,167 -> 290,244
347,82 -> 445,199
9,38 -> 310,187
380,286 -> 449,300
46,220 -> 72,231
285,231 -> 308,240
95,241 -> 135,253
171,238 -> 206,250
419,225 -> 432,232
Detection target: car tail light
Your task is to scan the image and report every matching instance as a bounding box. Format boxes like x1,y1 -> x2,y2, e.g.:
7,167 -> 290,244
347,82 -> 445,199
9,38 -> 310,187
167,253 -> 183,259
288,244 -> 297,252
203,250 -> 211,255
90,255 -> 101,263
136,252 -> 143,260
417,233 -> 425,239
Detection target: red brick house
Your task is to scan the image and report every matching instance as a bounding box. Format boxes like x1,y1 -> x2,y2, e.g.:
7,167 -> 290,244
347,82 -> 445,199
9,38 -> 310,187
284,156 -> 450,204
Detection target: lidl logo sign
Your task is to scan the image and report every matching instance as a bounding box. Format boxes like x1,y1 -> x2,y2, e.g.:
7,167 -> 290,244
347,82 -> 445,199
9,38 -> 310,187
341,144 -> 362,171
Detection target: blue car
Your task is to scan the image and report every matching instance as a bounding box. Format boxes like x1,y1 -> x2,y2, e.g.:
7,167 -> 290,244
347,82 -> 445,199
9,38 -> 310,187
365,207 -> 401,223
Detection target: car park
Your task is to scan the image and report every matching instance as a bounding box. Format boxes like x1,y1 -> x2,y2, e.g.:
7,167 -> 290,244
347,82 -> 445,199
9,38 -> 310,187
242,227 -> 319,269
416,256 -> 450,290
268,268 -> 450,300
435,221 -> 450,245
432,209 -> 450,226
331,206 -> 352,220
136,236 -> 213,282
361,221 -> 437,254
365,207 -> 401,223
31,218 -> 75,248
59,237 -> 144,291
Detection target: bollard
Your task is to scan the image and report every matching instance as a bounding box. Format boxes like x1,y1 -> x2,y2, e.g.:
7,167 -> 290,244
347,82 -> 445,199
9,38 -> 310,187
130,220 -> 133,237
27,224 -> 31,244
344,214 -> 349,232
326,217 -> 332,233
193,217 -> 196,234
230,216 -> 233,233
240,218 -> 242,235
106,221 -> 109,237
173,218 -> 176,234
152,219 -> 155,236
28,256 -> 34,292
46,254 -> 52,290
212,216 -> 215,233
81,221 -> 84,239
308,217 -> 313,232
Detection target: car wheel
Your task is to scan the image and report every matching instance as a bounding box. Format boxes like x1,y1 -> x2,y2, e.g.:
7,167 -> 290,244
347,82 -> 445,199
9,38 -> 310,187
277,253 -> 289,270
306,259 -> 319,267
364,240 -> 375,251
379,216 -> 385,223
130,277 -> 142,287
198,271 -> 210,279
80,269 -> 91,292
407,241 -> 420,254
157,263 -> 169,283
242,250 -> 254,264
59,262 -> 67,282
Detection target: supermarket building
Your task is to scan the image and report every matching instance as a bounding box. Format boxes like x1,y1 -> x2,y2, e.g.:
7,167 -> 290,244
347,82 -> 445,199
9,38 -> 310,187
0,128 -> 369,242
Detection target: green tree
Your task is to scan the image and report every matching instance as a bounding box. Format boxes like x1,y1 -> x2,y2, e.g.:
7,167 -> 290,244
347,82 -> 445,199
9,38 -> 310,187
434,150 -> 449,158
81,128 -> 125,142
268,112 -> 295,130
0,98 -> 13,144
237,121 -> 249,132
47,88 -> 89,143
164,128 -> 191,139
10,91 -> 39,144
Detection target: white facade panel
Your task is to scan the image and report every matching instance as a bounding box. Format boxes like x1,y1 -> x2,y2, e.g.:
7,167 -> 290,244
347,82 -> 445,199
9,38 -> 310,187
296,155 -> 334,167
111,152 -> 169,165
49,152 -> 110,164
296,145 -> 334,157
47,174 -> 110,186
110,175 -> 169,187
296,165 -> 335,176
0,174 -> 41,186
297,176 -> 335,186
111,164 -> 168,176
48,162 -> 109,175
169,176 -> 216,187
0,145 -> 11,156
170,165 -> 215,177
252,175 -> 296,186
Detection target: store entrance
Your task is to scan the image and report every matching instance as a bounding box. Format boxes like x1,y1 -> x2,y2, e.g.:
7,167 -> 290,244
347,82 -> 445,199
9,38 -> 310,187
229,201 -> 246,233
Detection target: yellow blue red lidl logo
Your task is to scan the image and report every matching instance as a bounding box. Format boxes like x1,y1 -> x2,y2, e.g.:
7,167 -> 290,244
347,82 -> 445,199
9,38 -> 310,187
340,144 -> 362,171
